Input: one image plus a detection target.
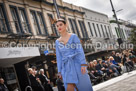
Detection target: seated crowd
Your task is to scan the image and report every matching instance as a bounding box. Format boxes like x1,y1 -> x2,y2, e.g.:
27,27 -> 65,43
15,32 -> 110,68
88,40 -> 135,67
87,49 -> 136,85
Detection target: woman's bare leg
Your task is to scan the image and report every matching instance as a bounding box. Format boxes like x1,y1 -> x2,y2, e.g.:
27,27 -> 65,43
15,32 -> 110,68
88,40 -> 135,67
67,83 -> 75,91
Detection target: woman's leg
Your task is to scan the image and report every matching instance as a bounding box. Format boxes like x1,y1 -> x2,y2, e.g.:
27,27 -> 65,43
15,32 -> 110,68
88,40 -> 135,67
67,83 -> 75,91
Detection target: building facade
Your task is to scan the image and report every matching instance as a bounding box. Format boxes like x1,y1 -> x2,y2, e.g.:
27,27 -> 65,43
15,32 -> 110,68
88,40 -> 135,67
0,0 -> 120,90
0,0 -> 88,90
109,17 -> 135,44
82,8 -> 115,60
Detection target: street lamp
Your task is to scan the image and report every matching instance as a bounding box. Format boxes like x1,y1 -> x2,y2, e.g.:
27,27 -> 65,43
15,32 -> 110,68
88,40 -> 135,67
109,0 -> 121,33
110,0 -> 122,52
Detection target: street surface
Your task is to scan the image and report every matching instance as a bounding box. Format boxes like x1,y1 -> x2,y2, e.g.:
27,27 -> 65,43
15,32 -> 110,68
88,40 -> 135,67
53,70 -> 136,91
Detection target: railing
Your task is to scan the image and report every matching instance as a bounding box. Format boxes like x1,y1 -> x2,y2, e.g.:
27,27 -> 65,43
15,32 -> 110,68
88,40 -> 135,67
25,86 -> 33,91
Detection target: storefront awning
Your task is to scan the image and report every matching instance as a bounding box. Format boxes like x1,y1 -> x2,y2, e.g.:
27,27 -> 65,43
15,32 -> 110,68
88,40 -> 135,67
0,47 -> 40,67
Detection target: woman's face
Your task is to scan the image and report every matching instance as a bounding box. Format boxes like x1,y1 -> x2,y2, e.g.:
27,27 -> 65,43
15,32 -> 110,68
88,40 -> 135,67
56,21 -> 67,33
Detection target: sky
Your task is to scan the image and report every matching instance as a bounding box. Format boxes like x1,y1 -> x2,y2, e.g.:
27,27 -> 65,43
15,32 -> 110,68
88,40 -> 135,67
63,0 -> 136,24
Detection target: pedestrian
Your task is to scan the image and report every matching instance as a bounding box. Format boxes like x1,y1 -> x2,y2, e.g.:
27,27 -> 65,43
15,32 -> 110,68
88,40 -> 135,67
0,78 -> 9,91
55,18 -> 93,91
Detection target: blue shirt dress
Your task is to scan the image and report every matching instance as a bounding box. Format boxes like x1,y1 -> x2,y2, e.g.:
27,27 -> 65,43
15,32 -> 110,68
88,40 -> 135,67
55,34 -> 93,91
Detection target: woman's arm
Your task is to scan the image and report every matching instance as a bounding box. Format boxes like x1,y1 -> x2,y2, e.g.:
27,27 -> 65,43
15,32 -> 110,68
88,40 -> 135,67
73,34 -> 88,74
73,34 -> 87,65
55,40 -> 62,74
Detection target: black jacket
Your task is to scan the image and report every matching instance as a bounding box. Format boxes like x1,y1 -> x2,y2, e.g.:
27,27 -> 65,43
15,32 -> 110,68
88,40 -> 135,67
39,74 -> 48,85
0,83 -> 9,91
29,74 -> 44,91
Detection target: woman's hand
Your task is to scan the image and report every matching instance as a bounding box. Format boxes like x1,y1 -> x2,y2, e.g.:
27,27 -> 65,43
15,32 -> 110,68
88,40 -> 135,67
81,67 -> 86,74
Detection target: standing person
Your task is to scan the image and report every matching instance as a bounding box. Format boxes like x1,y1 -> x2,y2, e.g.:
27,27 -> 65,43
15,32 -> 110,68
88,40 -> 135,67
39,69 -> 53,91
28,68 -> 44,91
0,78 -> 9,91
55,18 -> 93,91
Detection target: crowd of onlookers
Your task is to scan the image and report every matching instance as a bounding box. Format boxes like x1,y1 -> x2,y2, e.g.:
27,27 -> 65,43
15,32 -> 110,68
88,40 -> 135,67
27,66 -> 65,91
87,49 -> 136,85
0,77 -> 9,91
1,49 -> 136,91
27,66 -> 54,91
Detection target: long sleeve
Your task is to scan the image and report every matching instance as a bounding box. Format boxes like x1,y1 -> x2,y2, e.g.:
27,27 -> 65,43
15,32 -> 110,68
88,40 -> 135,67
73,34 -> 87,65
55,40 -> 62,73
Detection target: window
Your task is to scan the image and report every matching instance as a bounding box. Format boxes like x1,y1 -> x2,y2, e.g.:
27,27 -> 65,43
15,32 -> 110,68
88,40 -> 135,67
37,12 -> 47,35
78,20 -> 88,38
4,67 -> 16,81
73,19 -> 81,38
30,11 -> 40,34
19,9 -> 30,33
30,11 -> 48,35
68,18 -> 81,37
101,25 -> 105,38
0,5 -> 8,33
115,27 -> 120,38
104,25 -> 109,38
10,7 -> 21,33
92,23 -> 97,37
115,28 -> 125,39
96,24 -> 101,37
69,18 -> 76,33
47,14 -> 58,36
108,26 -> 112,38
10,6 -> 30,34
88,22 -> 93,37
120,29 -> 125,39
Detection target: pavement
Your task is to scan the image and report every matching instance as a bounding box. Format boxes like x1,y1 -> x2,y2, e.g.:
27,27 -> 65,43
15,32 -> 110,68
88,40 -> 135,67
93,70 -> 136,91
53,70 -> 136,91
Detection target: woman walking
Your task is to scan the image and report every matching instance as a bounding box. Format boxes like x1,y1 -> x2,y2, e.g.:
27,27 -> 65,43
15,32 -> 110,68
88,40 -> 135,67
55,18 -> 93,91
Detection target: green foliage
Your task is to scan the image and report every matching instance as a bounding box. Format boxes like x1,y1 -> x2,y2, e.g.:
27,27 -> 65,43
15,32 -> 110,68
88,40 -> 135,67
109,20 -> 122,24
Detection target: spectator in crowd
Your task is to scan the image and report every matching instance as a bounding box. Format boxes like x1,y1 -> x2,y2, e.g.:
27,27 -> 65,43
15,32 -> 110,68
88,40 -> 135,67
125,57 -> 134,72
95,59 -> 106,74
28,68 -> 44,91
88,62 -> 97,79
87,49 -> 135,85
88,61 -> 104,84
129,53 -> 136,63
109,62 -> 119,76
115,53 -> 122,63
0,78 -> 9,91
130,49 -> 136,56
39,69 -> 53,91
102,56 -> 105,61
123,55 -> 127,65
109,56 -> 118,65
93,60 -> 97,66
111,51 -> 117,62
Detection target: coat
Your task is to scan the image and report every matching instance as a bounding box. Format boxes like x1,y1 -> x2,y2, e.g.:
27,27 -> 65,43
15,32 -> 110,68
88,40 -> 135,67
55,34 -> 93,91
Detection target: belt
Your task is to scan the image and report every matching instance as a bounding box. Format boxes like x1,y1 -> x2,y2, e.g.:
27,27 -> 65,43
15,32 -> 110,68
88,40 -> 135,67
61,52 -> 82,83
